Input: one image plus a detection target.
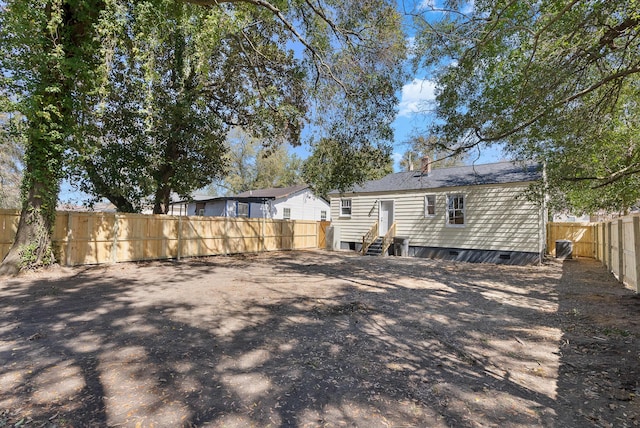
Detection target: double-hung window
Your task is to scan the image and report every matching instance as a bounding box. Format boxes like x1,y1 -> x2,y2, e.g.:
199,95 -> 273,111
424,195 -> 436,217
340,199 -> 352,217
283,207 -> 291,220
447,194 -> 465,226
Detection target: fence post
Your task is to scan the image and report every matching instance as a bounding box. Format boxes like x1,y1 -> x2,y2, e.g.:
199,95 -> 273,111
65,212 -> 73,267
607,222 -> 612,272
633,216 -> 640,293
111,214 -> 119,264
177,215 -> 182,261
600,223 -> 605,264
618,219 -> 624,284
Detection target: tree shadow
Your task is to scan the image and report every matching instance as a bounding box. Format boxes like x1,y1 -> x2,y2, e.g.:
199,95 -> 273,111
2,251 -> 627,426
554,258 -> 640,427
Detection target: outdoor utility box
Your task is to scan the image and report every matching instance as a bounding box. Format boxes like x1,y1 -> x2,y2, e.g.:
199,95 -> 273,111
327,226 -> 341,251
556,240 -> 573,259
394,237 -> 410,257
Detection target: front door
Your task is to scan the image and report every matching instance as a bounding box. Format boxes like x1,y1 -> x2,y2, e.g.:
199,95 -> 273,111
379,200 -> 394,236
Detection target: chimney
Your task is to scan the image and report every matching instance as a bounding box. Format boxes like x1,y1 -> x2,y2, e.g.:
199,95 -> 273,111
421,156 -> 432,175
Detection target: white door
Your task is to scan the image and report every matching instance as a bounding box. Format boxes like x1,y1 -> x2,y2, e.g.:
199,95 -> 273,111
379,200 -> 394,236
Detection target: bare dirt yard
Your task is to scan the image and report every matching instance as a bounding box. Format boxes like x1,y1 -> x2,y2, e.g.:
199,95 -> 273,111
0,250 -> 638,427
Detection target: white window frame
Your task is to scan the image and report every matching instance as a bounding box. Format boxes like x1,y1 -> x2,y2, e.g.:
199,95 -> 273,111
446,194 -> 465,227
237,202 -> 249,218
320,210 -> 327,221
424,195 -> 436,217
283,207 -> 291,220
340,199 -> 352,217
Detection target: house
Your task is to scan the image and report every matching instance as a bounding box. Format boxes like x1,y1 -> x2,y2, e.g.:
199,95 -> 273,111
328,160 -> 545,265
169,184 -> 331,221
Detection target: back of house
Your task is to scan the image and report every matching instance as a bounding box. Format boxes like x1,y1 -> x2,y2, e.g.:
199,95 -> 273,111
328,161 -> 545,265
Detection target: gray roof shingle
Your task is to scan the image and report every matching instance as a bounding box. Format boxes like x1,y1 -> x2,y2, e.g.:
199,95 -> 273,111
329,161 -> 540,195
235,184 -> 309,199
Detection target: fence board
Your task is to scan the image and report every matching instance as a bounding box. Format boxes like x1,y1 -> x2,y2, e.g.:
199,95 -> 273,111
547,219 -> 640,293
546,222 -> 596,258
0,209 -> 322,267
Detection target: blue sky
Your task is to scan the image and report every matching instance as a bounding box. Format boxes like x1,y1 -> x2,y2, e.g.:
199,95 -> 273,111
290,77 -> 506,172
290,0 -> 505,172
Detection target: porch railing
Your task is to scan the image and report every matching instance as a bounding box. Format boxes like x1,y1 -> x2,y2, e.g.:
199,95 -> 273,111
362,221 -> 379,255
381,222 -> 397,255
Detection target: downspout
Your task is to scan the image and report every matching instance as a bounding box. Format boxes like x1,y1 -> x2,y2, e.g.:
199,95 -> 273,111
540,162 -> 548,264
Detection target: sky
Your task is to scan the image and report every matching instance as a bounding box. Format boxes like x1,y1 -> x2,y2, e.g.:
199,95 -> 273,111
289,0 -> 504,172
59,0 -> 505,204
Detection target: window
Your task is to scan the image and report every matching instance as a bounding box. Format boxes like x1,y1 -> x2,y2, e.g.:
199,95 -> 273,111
283,207 -> 291,220
237,202 -> 249,218
340,199 -> 352,217
196,202 -> 205,216
424,195 -> 436,217
320,210 -> 327,221
447,194 -> 465,226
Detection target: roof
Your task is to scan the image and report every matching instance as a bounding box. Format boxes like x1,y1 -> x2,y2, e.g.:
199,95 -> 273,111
329,161 -> 541,195
170,184 -> 310,205
235,184 -> 309,199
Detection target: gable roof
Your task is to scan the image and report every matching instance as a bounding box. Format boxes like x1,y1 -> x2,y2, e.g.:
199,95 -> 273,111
235,184 -> 309,199
171,184 -> 312,205
329,161 -> 540,195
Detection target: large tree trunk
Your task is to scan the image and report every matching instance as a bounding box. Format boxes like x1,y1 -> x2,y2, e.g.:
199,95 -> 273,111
0,182 -> 59,276
0,74 -> 64,277
0,1 -> 103,276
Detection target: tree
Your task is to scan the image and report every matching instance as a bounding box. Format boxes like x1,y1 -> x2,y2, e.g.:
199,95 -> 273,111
215,128 -> 305,195
302,137 -> 393,198
399,134 -> 468,172
0,113 -> 24,209
412,0 -> 640,212
70,1 -> 304,214
0,1 -> 105,274
1,0 -> 406,275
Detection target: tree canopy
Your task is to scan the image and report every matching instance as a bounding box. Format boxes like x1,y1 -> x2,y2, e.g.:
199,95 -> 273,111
302,137 -> 393,198
69,1 -> 306,213
413,0 -> 640,213
213,128 -> 305,196
0,0 -> 406,274
398,134 -> 468,172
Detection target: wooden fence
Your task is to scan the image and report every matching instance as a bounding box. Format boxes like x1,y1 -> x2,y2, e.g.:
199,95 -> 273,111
547,218 -> 640,293
547,222 -> 597,258
0,209 -> 322,267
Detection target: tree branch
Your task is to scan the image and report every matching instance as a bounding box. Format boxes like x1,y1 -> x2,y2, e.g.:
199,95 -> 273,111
480,65 -> 640,143
183,0 -> 346,90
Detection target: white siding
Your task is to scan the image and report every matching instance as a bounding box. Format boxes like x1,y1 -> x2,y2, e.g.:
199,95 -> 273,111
331,183 -> 541,253
272,191 -> 331,221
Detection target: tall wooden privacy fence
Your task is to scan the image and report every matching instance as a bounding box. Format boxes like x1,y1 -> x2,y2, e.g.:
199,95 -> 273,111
547,217 -> 640,293
547,222 -> 597,258
0,209 -> 322,267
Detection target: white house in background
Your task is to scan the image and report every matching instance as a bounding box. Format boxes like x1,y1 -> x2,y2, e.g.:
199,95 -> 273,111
328,160 -> 545,265
169,184 -> 331,221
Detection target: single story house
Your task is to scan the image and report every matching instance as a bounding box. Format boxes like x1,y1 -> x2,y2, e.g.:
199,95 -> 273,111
169,184 -> 330,221
328,160 -> 545,265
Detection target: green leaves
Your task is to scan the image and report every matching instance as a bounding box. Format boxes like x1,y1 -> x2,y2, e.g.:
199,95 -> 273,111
413,0 -> 640,212
302,137 -> 392,198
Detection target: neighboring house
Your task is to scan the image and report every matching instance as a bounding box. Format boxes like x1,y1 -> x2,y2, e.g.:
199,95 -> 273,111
328,160 -> 545,265
169,184 -> 331,221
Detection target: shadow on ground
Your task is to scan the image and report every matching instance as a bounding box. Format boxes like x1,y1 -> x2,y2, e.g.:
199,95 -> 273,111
0,250 -> 637,427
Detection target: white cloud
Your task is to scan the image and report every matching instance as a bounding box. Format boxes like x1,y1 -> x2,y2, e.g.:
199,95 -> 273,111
398,78 -> 436,117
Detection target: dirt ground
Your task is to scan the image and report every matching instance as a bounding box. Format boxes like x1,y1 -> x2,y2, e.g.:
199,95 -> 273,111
0,250 -> 638,428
